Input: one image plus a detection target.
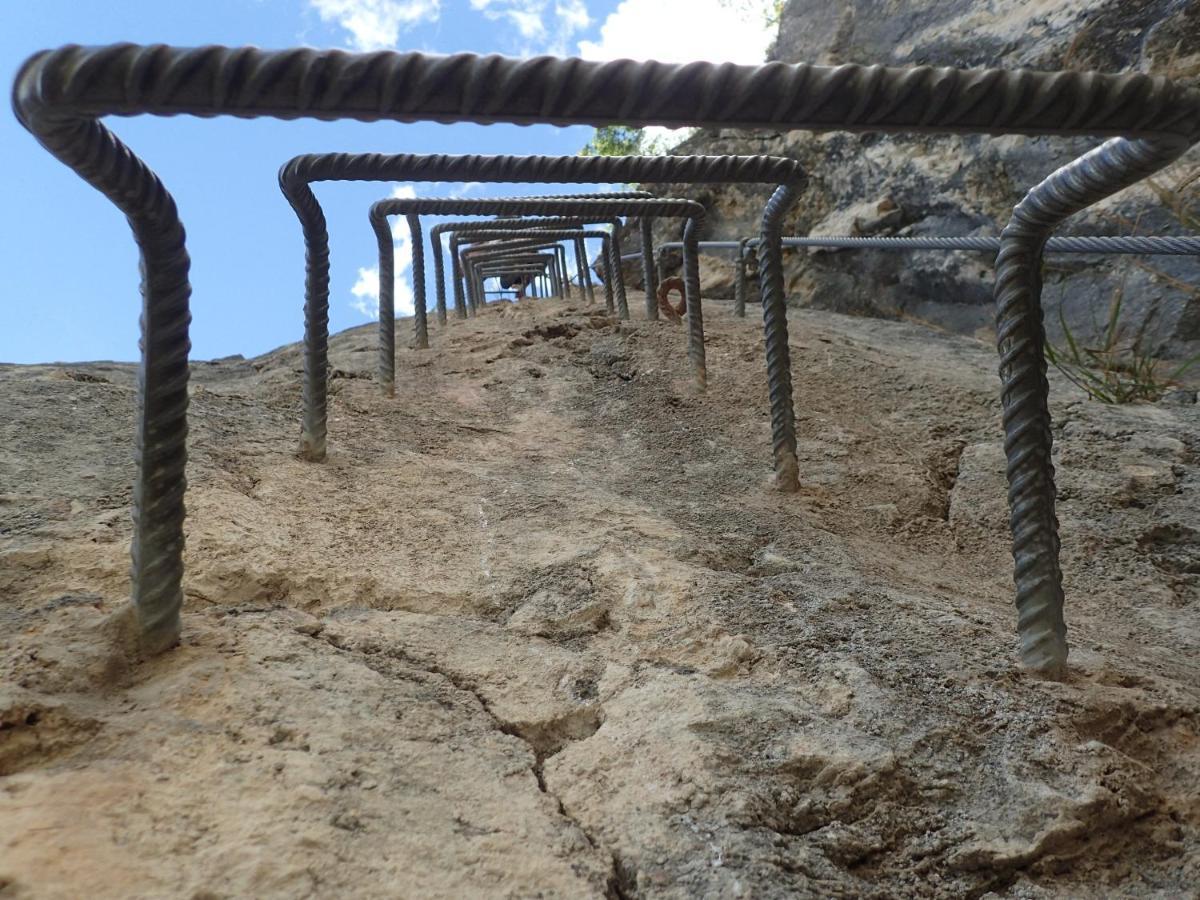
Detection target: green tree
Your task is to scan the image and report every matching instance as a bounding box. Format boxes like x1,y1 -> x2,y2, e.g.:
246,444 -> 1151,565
580,125 -> 646,157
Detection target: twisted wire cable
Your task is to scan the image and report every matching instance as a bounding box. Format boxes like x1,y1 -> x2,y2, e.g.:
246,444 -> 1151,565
755,234 -> 1200,253
15,42 -> 1198,659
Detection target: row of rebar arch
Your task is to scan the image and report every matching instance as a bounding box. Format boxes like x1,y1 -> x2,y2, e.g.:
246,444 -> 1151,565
14,43 -> 1200,674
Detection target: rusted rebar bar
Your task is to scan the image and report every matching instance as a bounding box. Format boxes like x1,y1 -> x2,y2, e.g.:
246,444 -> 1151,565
468,250 -> 559,298
429,193 -> 645,322
291,152 -> 804,457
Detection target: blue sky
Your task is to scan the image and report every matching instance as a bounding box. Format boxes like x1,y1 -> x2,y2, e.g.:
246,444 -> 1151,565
1,0 -> 776,363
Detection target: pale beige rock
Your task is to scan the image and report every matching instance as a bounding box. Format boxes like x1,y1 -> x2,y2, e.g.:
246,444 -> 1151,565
2,295 -> 1198,898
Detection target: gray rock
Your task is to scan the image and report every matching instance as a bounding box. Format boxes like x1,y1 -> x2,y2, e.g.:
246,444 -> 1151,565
627,0 -> 1200,356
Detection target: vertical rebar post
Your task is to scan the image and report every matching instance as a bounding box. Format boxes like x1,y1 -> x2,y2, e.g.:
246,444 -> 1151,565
406,214 -> 430,350
994,136 -> 1188,674
17,44 -> 1194,662
640,218 -> 658,319
575,236 -> 595,303
607,219 -> 630,319
733,238 -> 751,318
759,184 -> 803,492
682,218 -> 706,390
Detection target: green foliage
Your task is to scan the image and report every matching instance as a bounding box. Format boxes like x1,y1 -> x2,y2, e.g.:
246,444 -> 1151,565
580,125 -> 646,157
1045,280 -> 1200,404
1046,162 -> 1200,403
718,0 -> 787,28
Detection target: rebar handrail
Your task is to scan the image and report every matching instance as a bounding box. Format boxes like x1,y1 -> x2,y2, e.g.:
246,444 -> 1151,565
364,197 -> 665,394
370,196 -> 709,393
463,247 -> 564,300
14,43 -> 1198,669
454,227 -> 615,309
428,192 -> 652,323
438,218 -> 608,307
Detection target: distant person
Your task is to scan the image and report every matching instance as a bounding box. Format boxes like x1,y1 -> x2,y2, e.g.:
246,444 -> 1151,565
500,272 -> 531,300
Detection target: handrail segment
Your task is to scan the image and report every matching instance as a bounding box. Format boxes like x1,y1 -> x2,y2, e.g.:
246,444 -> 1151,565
438,217 -> 611,308
429,192 -> 652,323
454,228 -> 614,308
370,196 -> 707,395
15,43 -> 1197,668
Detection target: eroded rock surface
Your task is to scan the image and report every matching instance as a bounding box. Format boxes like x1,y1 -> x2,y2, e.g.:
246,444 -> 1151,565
2,297 -> 1198,897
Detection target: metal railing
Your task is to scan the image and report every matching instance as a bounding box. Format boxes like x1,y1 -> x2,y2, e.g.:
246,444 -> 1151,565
14,43 -> 1199,672
369,196 -> 708,394
429,193 -> 652,321
436,218 -> 609,306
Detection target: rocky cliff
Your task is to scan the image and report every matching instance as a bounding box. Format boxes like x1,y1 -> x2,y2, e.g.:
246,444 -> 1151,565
632,0 -> 1200,355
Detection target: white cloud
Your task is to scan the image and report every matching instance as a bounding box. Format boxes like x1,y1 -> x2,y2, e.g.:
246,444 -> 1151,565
579,0 -> 775,63
310,0 -> 441,51
350,264 -> 416,320
351,189 -> 419,320
470,0 -> 591,54
351,266 -> 382,318
451,181 -> 483,198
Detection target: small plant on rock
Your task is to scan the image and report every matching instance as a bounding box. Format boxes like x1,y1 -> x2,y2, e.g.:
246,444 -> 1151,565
1045,280 -> 1200,403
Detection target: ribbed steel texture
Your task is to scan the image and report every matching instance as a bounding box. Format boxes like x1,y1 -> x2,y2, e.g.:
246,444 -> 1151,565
758,184 -> 804,493
464,238 -> 578,302
466,249 -> 560,299
994,136 -> 1190,673
280,154 -> 799,449
14,42 -> 1198,668
640,219 -> 657,320
734,238 -> 752,318
372,196 -> 705,313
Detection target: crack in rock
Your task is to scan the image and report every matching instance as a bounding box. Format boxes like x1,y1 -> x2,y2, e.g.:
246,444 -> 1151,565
312,626 -> 632,898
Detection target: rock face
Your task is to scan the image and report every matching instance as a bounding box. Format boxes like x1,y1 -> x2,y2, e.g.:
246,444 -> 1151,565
633,0 -> 1200,354
2,296 -> 1199,897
